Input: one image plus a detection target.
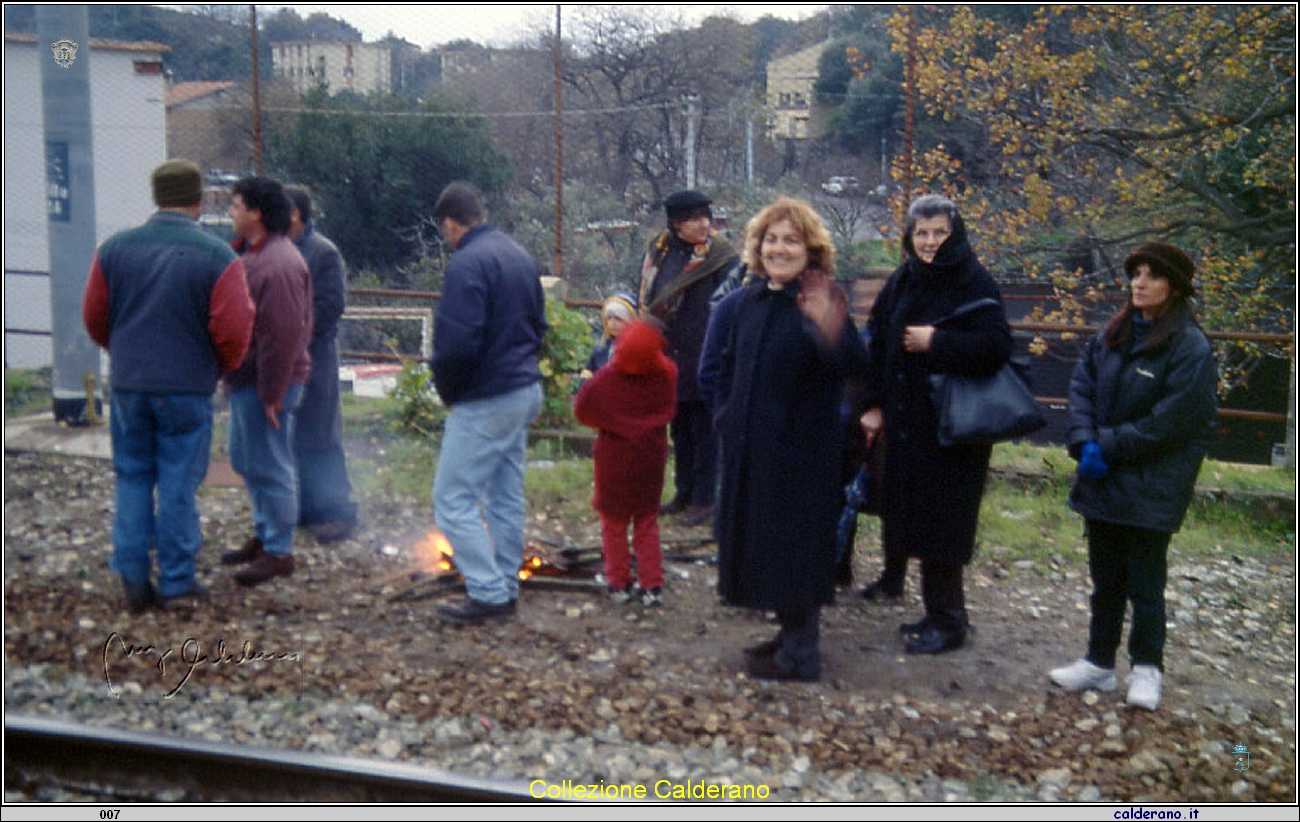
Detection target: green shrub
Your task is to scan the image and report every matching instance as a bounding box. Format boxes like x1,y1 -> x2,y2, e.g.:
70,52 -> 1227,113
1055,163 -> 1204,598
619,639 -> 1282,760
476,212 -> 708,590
389,359 -> 444,439
4,369 -> 49,416
538,300 -> 592,428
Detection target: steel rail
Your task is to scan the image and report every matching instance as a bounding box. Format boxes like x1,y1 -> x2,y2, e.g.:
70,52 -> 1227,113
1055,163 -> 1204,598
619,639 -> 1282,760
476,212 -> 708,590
5,714 -> 538,803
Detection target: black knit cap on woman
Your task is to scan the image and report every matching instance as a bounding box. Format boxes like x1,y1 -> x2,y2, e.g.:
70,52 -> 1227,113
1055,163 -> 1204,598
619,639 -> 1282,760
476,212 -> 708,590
1124,242 -> 1196,297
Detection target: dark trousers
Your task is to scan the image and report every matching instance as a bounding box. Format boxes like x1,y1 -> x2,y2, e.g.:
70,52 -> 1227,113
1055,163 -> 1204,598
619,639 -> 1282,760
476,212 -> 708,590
293,335 -> 356,526
877,540 -> 910,594
775,607 -> 821,679
670,400 -> 717,507
876,514 -> 912,594
920,560 -> 967,632
1085,519 -> 1170,671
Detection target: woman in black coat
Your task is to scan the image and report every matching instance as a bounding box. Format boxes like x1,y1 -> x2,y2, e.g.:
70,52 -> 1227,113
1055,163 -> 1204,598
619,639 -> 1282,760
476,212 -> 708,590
860,195 -> 1012,655
1049,243 -> 1217,711
714,198 -> 867,682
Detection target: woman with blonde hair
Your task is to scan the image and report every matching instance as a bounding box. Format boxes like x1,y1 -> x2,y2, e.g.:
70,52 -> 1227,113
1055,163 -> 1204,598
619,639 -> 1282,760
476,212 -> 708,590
714,198 -> 867,681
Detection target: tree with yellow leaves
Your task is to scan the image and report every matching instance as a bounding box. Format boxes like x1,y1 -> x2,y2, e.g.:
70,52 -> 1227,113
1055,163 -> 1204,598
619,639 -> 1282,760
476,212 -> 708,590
887,5 -> 1294,387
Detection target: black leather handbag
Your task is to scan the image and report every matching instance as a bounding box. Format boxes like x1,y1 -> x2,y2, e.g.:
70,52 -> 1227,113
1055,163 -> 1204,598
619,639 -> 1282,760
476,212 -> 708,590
928,299 -> 1047,447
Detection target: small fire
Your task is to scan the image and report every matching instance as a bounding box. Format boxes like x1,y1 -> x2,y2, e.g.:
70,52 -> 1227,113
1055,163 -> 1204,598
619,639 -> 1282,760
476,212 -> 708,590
518,555 -> 544,582
414,530 -> 547,581
413,529 -> 454,575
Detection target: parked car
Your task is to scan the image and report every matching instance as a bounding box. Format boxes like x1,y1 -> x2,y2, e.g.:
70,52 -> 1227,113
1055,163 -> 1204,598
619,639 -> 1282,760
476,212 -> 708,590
821,176 -> 860,195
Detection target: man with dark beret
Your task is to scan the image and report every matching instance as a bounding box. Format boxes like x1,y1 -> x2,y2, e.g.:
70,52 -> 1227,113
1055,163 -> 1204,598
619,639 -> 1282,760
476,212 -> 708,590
638,190 -> 741,528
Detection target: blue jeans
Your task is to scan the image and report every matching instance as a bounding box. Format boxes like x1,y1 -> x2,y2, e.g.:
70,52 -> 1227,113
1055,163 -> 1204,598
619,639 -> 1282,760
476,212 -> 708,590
229,384 -> 304,556
109,391 -> 213,597
433,383 -> 542,605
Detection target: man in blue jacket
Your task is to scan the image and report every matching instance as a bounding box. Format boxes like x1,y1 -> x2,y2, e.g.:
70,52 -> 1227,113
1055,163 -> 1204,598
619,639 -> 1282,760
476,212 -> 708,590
430,181 -> 547,625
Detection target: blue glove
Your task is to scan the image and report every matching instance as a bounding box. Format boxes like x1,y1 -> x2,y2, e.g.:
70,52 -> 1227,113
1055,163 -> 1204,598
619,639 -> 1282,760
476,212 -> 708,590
1078,441 -> 1109,480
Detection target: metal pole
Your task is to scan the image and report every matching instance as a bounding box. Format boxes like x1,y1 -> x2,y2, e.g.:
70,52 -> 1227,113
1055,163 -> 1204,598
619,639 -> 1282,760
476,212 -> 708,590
250,5 -> 262,174
683,94 -> 699,190
902,6 -> 916,215
745,116 -> 754,188
36,5 -> 101,425
553,4 -> 563,278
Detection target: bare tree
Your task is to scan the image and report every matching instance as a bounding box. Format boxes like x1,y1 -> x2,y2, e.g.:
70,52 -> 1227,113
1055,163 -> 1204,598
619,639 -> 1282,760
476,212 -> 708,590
560,7 -> 756,208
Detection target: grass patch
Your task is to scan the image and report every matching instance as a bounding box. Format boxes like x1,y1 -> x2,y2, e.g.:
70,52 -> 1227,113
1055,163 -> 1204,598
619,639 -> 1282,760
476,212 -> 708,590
338,403 -> 1293,569
978,474 -> 1084,566
981,443 -> 1293,568
993,440 -> 1296,496
350,436 -> 437,500
4,368 -> 51,416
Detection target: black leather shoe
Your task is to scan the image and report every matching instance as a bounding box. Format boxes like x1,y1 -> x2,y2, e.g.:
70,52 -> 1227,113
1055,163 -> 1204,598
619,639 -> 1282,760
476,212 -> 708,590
743,637 -> 780,660
310,520 -> 355,544
221,536 -> 263,565
899,616 -> 931,636
437,597 -> 517,626
862,579 -> 904,602
679,504 -> 715,527
904,625 -> 966,655
745,652 -> 820,682
123,579 -> 160,614
659,498 -> 689,516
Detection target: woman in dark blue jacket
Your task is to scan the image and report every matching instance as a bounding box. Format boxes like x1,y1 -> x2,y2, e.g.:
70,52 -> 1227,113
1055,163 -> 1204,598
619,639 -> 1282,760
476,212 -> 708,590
1049,243 -> 1218,711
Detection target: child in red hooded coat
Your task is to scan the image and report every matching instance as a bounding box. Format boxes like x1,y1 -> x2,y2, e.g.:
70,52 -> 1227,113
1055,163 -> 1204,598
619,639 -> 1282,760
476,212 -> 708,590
574,320 -> 678,606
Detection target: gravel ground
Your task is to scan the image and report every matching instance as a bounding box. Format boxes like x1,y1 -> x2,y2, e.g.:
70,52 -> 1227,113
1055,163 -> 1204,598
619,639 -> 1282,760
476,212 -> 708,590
3,449 -> 1296,804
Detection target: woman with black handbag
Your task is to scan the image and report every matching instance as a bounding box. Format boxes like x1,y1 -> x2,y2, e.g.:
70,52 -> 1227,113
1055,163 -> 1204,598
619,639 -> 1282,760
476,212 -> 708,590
859,194 -> 1012,654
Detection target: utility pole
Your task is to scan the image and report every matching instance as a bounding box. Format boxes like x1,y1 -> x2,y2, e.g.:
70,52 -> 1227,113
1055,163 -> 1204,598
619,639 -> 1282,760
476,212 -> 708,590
250,5 -> 262,173
745,116 -> 754,188
553,4 -> 563,278
681,94 -> 700,190
36,5 -> 101,425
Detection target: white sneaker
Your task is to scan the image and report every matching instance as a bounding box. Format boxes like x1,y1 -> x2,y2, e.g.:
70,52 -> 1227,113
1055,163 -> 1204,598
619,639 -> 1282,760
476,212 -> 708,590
1127,665 -> 1163,711
608,585 -> 636,604
1049,659 -> 1118,692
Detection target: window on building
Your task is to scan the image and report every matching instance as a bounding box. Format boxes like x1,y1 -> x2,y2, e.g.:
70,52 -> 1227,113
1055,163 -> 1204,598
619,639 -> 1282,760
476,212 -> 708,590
133,60 -> 163,75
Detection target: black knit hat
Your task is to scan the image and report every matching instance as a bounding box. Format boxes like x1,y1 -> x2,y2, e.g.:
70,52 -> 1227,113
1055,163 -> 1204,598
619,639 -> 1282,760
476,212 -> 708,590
151,159 -> 203,208
1124,243 -> 1196,297
664,190 -> 712,222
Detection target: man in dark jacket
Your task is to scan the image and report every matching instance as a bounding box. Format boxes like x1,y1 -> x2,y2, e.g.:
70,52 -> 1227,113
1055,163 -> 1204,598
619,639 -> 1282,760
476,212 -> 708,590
286,185 -> 358,543
638,190 -> 740,527
83,159 -> 254,612
431,181 -> 546,625
219,176 -> 313,587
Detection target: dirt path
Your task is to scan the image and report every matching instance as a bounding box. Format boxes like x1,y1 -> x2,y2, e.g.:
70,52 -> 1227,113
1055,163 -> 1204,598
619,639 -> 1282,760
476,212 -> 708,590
3,450 -> 1295,802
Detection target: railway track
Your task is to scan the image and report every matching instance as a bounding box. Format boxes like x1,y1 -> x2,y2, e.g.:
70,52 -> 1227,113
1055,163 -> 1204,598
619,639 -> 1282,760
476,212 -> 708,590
5,714 -> 536,803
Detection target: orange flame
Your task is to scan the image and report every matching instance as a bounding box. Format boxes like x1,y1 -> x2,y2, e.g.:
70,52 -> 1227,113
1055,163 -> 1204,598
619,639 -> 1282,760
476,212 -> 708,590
414,530 -> 545,581
518,555 -> 544,582
413,529 -> 454,575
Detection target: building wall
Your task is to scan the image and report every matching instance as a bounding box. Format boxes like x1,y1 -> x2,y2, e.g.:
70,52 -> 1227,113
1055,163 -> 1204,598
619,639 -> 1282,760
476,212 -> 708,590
3,37 -> 166,368
765,41 -> 830,141
272,41 -> 392,96
167,85 -> 251,173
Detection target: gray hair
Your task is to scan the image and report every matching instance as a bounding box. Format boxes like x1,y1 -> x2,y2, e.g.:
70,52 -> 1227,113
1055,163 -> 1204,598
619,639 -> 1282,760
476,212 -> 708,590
906,194 -> 958,229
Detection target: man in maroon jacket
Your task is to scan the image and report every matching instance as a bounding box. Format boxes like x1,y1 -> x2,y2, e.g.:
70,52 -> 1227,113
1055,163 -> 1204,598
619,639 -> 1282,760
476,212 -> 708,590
83,159 -> 254,612
218,176 -> 313,586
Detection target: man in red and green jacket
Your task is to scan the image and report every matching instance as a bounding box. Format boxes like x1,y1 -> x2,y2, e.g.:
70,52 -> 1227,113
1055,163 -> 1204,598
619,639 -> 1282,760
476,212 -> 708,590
83,159 -> 254,613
